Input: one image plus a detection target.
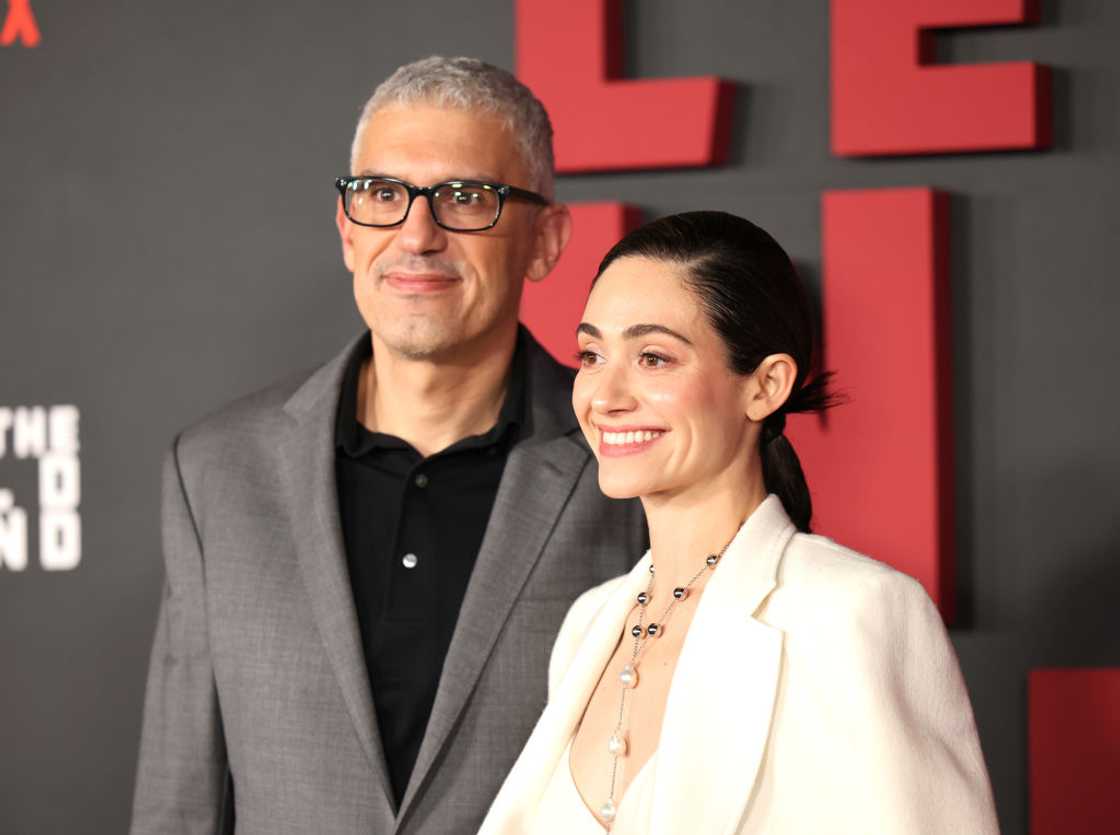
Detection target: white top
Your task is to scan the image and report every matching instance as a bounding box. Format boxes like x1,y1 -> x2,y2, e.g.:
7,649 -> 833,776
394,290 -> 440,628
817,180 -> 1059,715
530,737 -> 657,833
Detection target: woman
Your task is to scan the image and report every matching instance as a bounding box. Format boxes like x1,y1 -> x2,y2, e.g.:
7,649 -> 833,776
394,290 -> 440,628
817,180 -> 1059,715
480,212 -> 999,834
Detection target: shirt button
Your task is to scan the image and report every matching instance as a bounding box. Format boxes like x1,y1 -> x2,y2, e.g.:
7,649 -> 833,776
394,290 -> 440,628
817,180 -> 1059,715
401,553 -> 419,569
414,473 -> 429,488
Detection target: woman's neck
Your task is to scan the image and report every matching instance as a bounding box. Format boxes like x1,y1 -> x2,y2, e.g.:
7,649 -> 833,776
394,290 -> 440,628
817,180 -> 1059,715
640,458 -> 769,591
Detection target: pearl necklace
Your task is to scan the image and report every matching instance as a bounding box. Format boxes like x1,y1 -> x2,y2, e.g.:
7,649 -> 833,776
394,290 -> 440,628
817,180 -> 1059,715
597,546 -> 726,825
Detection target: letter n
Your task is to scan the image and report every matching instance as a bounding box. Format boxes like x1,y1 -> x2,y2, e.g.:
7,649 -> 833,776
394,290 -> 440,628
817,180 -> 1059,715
790,189 -> 955,618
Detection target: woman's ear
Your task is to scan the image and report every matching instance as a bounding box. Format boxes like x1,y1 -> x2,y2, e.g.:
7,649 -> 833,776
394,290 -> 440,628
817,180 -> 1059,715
744,353 -> 798,422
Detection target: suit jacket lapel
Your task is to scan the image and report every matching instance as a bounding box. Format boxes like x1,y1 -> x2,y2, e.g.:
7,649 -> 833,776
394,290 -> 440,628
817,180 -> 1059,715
478,555 -> 655,834
649,496 -> 796,835
278,334 -> 396,811
399,329 -> 590,818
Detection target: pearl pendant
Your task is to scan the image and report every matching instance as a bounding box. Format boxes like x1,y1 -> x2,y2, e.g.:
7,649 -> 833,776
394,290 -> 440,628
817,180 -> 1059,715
673,586 -> 688,600
599,799 -> 617,822
646,622 -> 662,638
619,663 -> 639,688
607,732 -> 628,756
636,591 -> 649,605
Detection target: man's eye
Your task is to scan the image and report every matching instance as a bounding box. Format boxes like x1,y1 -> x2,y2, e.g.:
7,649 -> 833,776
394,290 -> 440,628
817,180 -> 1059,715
452,190 -> 483,205
375,188 -> 399,202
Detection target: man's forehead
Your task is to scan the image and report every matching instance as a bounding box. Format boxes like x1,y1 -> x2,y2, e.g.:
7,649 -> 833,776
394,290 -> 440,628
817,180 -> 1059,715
355,165 -> 503,182
360,102 -> 511,146
355,103 -> 521,179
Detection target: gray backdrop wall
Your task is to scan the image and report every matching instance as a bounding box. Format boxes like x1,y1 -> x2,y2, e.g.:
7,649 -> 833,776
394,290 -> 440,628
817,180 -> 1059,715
2,1 -> 1118,833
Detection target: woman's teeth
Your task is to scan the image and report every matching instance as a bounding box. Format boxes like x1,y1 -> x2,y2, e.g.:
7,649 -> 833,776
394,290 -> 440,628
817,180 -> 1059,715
602,430 -> 663,445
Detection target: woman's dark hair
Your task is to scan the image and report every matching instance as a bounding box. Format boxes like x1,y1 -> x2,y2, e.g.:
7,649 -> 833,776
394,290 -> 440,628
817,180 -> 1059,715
594,211 -> 839,533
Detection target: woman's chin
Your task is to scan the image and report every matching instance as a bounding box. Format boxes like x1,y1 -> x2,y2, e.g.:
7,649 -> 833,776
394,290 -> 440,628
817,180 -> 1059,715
597,473 -> 656,500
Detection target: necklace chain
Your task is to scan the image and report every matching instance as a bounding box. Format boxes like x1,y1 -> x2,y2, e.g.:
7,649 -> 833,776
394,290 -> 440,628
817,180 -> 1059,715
597,538 -> 733,825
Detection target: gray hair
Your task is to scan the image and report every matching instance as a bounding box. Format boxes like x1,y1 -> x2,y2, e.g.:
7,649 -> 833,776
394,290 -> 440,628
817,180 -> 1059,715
350,56 -> 556,198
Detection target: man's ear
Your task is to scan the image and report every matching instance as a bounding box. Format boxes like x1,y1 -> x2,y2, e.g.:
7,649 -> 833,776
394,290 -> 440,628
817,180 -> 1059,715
336,198 -> 356,273
525,203 -> 572,282
744,353 -> 798,422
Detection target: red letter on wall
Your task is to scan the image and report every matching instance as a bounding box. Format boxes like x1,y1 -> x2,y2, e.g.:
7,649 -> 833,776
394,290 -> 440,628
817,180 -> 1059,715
0,0 -> 41,47
516,0 -> 733,172
789,188 -> 955,617
520,203 -> 642,364
831,0 -> 1050,155
1030,668 -> 1120,835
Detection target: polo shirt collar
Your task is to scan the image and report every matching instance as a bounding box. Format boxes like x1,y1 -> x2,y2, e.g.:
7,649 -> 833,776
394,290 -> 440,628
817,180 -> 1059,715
335,330 -> 527,459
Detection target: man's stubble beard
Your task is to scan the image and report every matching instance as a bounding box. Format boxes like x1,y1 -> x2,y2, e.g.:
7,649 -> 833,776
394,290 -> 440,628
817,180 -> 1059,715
363,256 -> 477,361
375,312 -> 464,362
361,261 -> 522,363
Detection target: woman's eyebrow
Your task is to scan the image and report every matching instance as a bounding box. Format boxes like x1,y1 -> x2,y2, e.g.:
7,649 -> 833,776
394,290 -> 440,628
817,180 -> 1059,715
576,322 -> 693,345
623,323 -> 693,345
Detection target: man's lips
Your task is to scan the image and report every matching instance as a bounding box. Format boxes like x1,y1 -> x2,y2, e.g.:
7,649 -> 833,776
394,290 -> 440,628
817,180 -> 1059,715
383,272 -> 460,293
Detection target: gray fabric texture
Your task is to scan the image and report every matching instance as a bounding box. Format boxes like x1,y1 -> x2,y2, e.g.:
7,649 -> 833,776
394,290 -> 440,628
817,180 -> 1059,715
130,329 -> 647,835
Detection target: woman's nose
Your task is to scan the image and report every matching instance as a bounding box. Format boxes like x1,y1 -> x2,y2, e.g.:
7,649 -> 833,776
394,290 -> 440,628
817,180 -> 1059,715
590,364 -> 638,414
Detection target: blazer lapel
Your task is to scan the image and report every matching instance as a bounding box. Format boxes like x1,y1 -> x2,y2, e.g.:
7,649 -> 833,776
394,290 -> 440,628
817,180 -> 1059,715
399,438 -> 587,810
398,329 -> 593,819
479,555 -> 655,834
649,496 -> 796,835
278,335 -> 396,810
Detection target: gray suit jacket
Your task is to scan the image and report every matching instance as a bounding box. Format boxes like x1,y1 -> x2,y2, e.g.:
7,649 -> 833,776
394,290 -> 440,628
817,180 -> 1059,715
130,329 -> 647,835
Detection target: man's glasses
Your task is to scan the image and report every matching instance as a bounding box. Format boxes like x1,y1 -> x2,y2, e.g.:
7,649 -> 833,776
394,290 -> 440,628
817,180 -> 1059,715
335,176 -> 549,232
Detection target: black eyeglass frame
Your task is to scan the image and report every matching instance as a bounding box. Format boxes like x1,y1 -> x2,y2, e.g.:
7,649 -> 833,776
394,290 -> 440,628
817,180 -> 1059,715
335,175 -> 550,232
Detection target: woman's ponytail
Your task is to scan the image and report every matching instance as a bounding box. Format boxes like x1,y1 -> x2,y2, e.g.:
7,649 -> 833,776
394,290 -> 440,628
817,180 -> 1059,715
760,372 -> 839,532
762,432 -> 812,532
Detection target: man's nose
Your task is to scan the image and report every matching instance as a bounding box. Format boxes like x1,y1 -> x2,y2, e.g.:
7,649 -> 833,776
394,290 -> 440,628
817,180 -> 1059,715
395,194 -> 447,254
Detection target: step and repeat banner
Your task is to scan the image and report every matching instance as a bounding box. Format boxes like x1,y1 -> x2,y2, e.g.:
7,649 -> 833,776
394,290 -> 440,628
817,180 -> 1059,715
2,1 -> 1118,833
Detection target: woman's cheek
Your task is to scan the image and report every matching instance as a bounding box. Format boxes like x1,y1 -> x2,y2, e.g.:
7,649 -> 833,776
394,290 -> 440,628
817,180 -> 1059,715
644,375 -> 707,415
571,373 -> 592,415
571,378 -> 598,450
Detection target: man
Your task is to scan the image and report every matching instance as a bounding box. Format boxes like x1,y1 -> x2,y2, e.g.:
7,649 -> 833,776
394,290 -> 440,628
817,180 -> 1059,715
130,57 -> 646,835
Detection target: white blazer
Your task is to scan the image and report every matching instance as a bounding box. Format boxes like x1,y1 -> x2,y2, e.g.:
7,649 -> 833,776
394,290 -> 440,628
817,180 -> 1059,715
480,495 -> 1000,835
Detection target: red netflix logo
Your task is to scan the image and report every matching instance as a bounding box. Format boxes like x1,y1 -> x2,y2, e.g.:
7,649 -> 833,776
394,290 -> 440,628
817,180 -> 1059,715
1,0 -> 40,47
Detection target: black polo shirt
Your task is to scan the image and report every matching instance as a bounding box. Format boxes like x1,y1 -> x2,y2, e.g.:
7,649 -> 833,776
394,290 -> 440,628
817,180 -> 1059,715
334,334 -> 526,806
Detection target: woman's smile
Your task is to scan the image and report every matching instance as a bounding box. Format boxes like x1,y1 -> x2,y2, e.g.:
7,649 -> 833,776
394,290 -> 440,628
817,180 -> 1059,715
595,425 -> 668,457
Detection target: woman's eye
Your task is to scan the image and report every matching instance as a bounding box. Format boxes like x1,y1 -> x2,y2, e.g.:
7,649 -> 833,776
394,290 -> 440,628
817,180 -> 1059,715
638,352 -> 670,368
576,350 -> 602,367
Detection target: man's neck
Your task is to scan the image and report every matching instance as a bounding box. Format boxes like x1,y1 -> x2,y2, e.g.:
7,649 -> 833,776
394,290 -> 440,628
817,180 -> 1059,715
358,328 -> 518,458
